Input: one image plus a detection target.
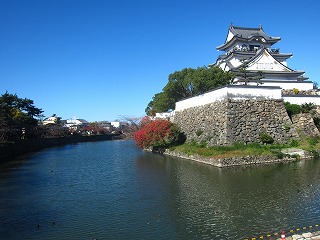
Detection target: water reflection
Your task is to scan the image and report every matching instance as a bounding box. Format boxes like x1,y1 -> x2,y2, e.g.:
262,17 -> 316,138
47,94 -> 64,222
1,140 -> 320,239
136,155 -> 320,239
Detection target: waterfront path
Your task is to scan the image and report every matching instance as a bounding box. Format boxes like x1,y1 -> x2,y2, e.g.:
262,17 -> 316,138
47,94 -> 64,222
278,231 -> 320,239
246,228 -> 320,240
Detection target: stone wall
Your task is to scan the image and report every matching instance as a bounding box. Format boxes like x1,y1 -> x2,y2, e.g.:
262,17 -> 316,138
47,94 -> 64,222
173,99 -> 299,146
173,100 -> 229,145
292,113 -> 320,137
226,99 -> 298,144
282,89 -> 318,95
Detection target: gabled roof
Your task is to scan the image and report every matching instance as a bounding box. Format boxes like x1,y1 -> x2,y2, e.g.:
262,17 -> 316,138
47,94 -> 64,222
232,48 -> 305,77
217,24 -> 281,51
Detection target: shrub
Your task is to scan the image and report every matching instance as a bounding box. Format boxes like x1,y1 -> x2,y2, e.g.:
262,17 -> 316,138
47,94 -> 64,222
284,102 -> 302,118
290,139 -> 299,147
133,120 -> 184,148
301,102 -> 316,113
198,140 -> 207,148
311,150 -> 320,158
283,123 -> 291,133
293,88 -> 299,94
274,151 -> 286,159
308,136 -> 319,146
196,129 -> 203,137
259,132 -> 274,144
291,154 -> 300,159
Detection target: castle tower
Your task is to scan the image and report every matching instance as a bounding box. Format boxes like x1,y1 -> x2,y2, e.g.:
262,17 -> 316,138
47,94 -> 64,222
211,24 -> 314,90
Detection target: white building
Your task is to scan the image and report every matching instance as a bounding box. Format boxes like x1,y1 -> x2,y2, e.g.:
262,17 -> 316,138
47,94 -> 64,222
111,121 -> 127,129
157,25 -> 320,119
64,118 -> 88,128
42,115 -> 61,125
211,24 -> 315,90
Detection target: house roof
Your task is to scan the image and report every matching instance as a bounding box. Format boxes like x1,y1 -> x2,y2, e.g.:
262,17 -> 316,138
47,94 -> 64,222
217,24 -> 281,51
77,119 -> 88,123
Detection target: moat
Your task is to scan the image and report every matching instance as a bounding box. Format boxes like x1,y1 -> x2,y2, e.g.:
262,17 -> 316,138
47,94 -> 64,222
1,140 -> 320,239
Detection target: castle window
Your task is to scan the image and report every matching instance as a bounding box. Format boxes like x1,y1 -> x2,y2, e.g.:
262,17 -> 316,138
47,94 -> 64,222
249,45 -> 260,51
265,63 -> 273,69
242,44 -> 248,51
256,63 -> 273,69
257,63 -> 264,69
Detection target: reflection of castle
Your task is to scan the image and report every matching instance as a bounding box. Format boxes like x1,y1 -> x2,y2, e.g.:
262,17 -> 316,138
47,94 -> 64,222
211,24 -> 314,91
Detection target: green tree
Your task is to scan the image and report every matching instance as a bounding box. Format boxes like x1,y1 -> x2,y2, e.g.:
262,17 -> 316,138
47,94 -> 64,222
235,63 -> 264,86
0,92 -> 43,124
146,66 -> 234,115
145,92 -> 173,116
0,91 -> 43,141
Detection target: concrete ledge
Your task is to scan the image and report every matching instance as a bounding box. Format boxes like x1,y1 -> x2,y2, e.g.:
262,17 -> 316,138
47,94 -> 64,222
163,149 -> 302,168
281,148 -> 307,157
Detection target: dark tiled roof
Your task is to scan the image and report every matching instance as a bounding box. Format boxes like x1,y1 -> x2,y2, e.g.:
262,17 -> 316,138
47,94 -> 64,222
217,24 -> 281,50
230,25 -> 278,40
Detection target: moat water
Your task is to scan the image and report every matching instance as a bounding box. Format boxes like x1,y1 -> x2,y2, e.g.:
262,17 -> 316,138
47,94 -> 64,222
1,140 -> 320,239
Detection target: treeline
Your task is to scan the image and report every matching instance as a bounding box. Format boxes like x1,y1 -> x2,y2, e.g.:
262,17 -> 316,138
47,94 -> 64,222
0,91 -> 44,142
145,66 -> 234,115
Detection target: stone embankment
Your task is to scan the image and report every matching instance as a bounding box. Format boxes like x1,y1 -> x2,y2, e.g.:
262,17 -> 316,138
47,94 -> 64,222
173,99 -> 298,146
292,113 -> 320,136
163,149 -> 313,168
0,134 -> 120,164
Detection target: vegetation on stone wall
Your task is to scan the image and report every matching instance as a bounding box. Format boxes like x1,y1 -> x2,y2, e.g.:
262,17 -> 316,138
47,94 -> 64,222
284,102 -> 317,118
284,101 -> 320,130
284,102 -> 302,119
133,120 -> 185,149
259,132 -> 274,144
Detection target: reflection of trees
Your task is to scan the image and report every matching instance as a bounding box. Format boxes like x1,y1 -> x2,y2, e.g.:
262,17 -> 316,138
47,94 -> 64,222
136,154 -> 320,239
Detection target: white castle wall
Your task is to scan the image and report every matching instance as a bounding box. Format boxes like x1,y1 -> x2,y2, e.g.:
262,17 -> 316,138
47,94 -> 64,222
254,81 -> 313,90
175,85 -> 282,111
155,112 -> 174,119
232,80 -> 314,90
283,96 -> 320,105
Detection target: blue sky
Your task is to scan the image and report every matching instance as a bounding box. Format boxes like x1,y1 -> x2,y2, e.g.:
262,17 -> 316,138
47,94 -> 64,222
1,0 -> 319,122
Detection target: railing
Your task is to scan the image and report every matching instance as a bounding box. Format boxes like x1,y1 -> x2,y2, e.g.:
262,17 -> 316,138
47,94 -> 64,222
269,48 -> 280,53
226,47 -> 280,55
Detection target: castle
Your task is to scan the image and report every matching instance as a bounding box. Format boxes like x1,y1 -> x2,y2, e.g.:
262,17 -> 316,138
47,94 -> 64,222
171,25 -> 320,146
211,24 -> 314,91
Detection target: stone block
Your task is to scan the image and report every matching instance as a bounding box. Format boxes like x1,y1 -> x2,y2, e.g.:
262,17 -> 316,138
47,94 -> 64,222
302,232 -> 313,238
291,234 -> 304,240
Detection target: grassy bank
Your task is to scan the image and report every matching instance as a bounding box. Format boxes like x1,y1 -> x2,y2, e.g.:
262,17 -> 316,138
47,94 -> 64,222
169,136 -> 320,159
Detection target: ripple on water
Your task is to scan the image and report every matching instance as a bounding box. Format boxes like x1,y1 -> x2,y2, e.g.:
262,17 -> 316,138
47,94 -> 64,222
1,141 -> 320,239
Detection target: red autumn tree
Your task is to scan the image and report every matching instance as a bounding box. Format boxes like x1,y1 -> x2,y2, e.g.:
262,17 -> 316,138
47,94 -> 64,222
133,120 -> 183,148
